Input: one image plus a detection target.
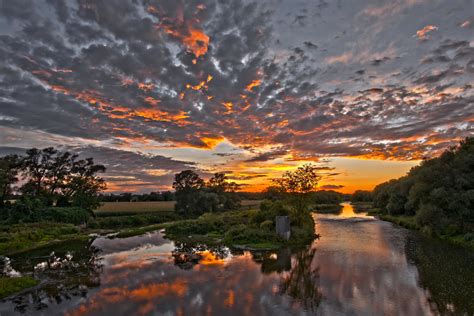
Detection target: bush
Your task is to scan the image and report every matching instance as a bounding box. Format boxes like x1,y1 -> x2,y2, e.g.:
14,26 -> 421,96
260,220 -> 274,231
252,200 -> 289,224
3,200 -> 91,225
29,207 -> 90,225
313,204 -> 342,214
463,233 -> 474,242
416,204 -> 445,234
223,224 -> 278,245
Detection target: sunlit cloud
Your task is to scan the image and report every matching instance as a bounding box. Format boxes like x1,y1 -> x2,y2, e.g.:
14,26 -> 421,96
0,0 -> 472,192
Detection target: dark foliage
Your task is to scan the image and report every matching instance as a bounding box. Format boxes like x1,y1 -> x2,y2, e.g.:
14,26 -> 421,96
351,190 -> 373,202
373,138 -> 474,235
312,190 -> 344,204
173,171 -> 241,216
99,191 -> 175,202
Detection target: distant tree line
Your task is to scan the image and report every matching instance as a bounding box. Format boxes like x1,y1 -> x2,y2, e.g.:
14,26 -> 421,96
0,147 -> 106,214
173,170 -> 241,215
372,138 -> 474,235
99,191 -> 175,202
350,190 -> 373,202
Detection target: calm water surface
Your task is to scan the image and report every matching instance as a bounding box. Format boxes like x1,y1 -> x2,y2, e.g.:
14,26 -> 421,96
1,203 -> 473,315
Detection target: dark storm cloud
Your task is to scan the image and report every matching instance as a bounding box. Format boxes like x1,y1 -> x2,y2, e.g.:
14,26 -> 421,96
0,0 -> 473,177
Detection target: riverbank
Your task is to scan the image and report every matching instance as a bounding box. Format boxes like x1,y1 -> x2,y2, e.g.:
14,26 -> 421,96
368,210 -> 474,249
0,277 -> 39,299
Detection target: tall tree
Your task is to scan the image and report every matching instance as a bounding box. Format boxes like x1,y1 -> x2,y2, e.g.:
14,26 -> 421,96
21,147 -> 57,197
173,170 -> 205,215
64,158 -> 106,211
207,173 -> 241,210
273,164 -> 321,216
0,155 -> 21,207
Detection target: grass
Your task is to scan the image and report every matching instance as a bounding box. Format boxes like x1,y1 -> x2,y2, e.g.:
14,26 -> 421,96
95,201 -> 176,215
164,207 -> 315,249
0,222 -> 90,255
369,208 -> 474,249
0,200 -> 264,254
95,200 -> 263,216
0,276 -> 39,298
351,202 -> 376,213
313,204 -> 343,214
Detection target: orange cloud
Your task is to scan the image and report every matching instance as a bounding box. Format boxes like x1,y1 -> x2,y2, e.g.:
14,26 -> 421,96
245,79 -> 261,92
415,25 -> 438,40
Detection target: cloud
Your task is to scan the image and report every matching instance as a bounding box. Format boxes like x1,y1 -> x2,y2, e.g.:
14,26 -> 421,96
319,184 -> 345,190
415,25 -> 438,40
0,0 -> 472,191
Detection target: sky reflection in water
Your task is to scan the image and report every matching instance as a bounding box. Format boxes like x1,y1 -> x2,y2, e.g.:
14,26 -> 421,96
2,204 -> 474,315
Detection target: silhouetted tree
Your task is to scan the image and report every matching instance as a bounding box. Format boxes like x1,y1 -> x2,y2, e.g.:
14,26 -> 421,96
0,154 -> 21,208
372,138 -> 474,235
273,164 -> 321,217
173,170 -> 205,215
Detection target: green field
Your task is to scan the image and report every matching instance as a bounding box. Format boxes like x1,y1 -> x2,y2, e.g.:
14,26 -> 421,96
96,201 -> 176,214
95,200 -> 262,215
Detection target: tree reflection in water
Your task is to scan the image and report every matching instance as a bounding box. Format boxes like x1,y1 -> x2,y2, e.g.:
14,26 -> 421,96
279,246 -> 321,312
5,239 -> 102,314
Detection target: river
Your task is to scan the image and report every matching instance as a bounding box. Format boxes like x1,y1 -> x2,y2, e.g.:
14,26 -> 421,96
1,203 -> 473,315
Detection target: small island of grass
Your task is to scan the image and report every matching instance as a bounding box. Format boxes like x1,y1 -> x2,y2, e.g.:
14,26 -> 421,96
0,276 -> 39,299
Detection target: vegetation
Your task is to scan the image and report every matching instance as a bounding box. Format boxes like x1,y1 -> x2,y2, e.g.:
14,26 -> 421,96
0,223 -> 84,254
99,191 -> 175,202
272,164 -> 321,218
0,147 -> 106,220
351,190 -> 373,202
95,201 -> 176,215
165,199 -> 315,248
372,138 -> 474,239
313,204 -> 343,214
0,276 -> 39,299
87,211 -> 182,229
312,190 -> 344,204
351,202 -> 377,213
173,170 -> 241,216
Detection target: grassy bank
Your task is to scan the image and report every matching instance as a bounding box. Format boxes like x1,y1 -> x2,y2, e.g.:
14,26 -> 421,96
95,201 -> 176,215
0,223 -> 92,255
94,200 -> 262,216
0,276 -> 39,299
0,200 -> 264,255
369,209 -> 474,249
313,204 -> 343,214
163,203 -> 316,249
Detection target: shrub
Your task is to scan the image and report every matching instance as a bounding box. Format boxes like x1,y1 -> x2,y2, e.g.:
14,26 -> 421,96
416,204 -> 445,234
4,200 -> 91,225
252,200 -> 289,224
223,224 -> 278,245
260,220 -> 274,231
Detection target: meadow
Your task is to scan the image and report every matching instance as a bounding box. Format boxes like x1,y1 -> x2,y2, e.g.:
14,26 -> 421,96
94,200 -> 262,215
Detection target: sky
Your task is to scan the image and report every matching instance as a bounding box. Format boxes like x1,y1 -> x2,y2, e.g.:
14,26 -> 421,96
0,0 -> 473,193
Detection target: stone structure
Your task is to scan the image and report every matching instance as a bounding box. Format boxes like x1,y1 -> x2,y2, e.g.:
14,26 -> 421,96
275,216 -> 291,240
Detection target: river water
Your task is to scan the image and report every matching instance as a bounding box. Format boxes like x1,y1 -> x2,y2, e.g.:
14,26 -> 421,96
1,203 -> 473,315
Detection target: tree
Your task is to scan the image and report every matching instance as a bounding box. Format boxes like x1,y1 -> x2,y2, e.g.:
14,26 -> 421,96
19,148 -> 106,210
63,158 -> 106,211
350,190 -> 373,202
207,173 -> 241,210
21,147 -> 57,198
273,164 -> 321,217
372,137 -> 474,235
173,170 -> 205,215
0,155 -> 21,208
